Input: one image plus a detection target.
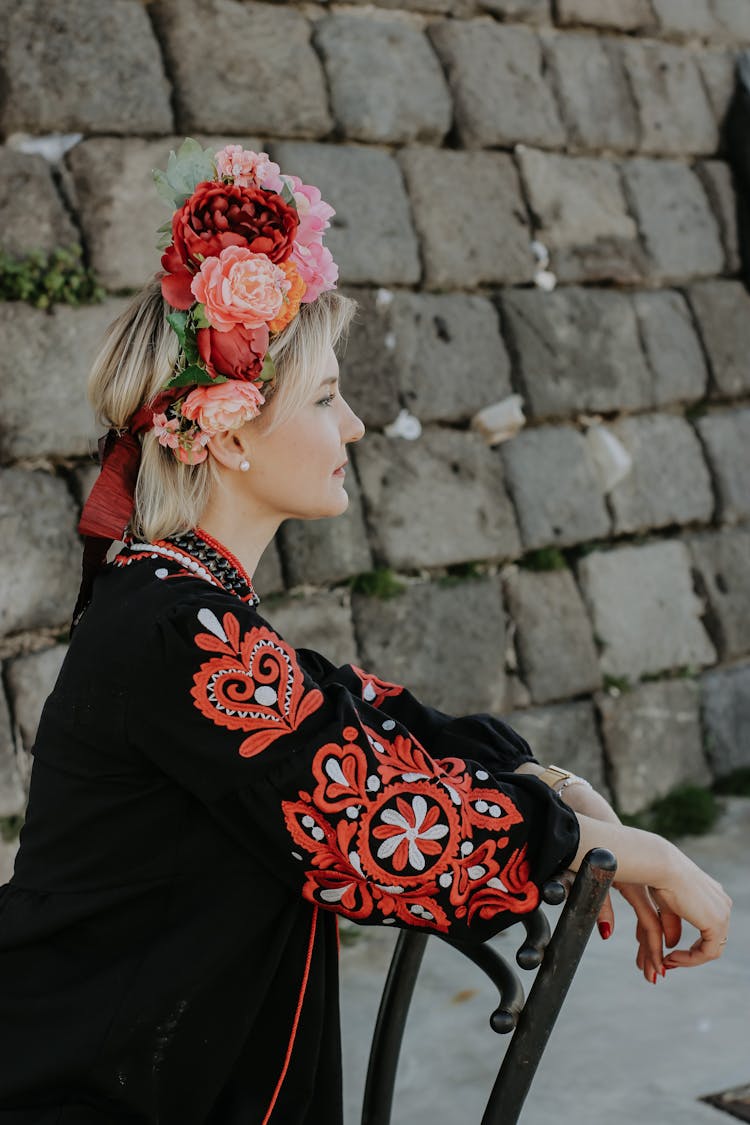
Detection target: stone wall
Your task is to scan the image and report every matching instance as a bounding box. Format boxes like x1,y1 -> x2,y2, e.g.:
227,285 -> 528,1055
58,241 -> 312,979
1,0 -> 749,864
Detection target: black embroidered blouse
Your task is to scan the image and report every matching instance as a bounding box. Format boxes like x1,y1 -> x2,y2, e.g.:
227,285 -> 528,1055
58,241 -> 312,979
0,531 -> 579,1125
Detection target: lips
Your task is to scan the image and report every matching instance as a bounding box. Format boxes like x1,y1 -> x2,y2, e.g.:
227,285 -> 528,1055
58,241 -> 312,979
334,460 -> 348,472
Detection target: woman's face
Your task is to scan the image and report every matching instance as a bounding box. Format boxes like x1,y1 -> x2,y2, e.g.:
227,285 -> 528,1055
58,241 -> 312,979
240,344 -> 366,521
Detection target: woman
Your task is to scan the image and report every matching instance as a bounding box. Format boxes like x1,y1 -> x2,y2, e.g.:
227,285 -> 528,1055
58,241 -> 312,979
0,141 -> 730,1124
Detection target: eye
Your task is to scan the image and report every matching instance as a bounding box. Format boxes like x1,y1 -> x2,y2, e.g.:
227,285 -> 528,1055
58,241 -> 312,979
317,392 -> 337,407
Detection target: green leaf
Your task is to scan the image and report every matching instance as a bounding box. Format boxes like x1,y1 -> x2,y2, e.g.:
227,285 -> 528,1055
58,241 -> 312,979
153,138 -> 217,211
279,181 -> 296,207
166,364 -> 215,388
167,310 -> 189,347
259,353 -> 276,382
192,303 -> 211,329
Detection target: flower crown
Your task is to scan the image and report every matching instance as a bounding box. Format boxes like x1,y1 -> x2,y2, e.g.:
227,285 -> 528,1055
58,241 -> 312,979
151,139 -> 338,463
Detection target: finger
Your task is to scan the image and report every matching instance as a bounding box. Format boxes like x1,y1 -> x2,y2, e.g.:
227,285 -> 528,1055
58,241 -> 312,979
660,909 -> 682,949
664,932 -> 727,968
596,892 -> 614,940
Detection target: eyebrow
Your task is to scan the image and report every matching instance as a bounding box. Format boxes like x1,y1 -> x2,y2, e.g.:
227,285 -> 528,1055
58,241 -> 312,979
319,375 -> 339,387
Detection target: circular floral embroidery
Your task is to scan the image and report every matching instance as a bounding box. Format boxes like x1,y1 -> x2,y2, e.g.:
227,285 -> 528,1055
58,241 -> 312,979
282,721 -> 539,934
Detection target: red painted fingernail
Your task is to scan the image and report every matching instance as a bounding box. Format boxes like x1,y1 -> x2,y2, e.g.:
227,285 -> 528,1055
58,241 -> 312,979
651,970 -> 657,984
659,965 -> 666,978
598,921 -> 612,940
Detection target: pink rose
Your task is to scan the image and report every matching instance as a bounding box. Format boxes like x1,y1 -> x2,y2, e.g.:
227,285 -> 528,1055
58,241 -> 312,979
292,241 -> 338,303
191,245 -> 290,332
215,146 -> 283,191
182,382 -> 265,435
289,175 -> 335,247
153,412 -> 180,449
176,434 -> 210,465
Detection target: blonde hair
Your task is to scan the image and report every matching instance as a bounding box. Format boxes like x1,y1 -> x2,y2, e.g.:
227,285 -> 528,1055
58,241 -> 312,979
88,279 -> 358,541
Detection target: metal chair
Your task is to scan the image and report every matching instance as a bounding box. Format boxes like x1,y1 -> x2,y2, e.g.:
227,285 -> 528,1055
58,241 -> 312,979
361,847 -> 617,1125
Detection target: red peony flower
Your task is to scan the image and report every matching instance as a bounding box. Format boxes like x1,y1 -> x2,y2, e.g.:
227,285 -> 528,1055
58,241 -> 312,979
197,323 -> 270,383
160,243 -> 195,309
171,181 -> 299,270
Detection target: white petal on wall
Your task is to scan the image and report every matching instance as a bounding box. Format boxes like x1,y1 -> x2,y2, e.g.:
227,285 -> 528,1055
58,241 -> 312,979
471,394 -> 526,446
584,424 -> 633,493
384,409 -> 422,441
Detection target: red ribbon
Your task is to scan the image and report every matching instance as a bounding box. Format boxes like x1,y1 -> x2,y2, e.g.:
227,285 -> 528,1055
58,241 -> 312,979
72,389 -> 184,630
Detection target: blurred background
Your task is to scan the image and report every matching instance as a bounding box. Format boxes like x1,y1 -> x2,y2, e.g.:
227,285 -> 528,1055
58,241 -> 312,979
1,0 -> 749,881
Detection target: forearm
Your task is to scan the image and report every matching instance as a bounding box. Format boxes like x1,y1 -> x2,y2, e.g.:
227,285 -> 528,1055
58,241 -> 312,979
570,813 -> 677,885
514,761 -> 677,886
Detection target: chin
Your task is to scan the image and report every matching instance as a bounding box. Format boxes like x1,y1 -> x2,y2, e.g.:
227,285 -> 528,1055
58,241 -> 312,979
296,489 -> 350,521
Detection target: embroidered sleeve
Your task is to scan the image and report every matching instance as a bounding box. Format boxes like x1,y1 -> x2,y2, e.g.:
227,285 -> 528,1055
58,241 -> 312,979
295,646 -> 537,776
132,596 -> 579,944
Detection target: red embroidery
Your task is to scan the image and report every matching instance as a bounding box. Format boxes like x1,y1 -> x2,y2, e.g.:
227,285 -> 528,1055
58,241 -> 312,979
191,609 -> 324,757
282,723 -> 538,934
350,664 -> 404,708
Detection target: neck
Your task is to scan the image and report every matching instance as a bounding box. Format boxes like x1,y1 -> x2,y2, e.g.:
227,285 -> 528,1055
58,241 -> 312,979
196,491 -> 281,580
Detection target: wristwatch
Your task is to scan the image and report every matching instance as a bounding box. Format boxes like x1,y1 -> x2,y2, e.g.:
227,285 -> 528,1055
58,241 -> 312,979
536,764 -> 592,795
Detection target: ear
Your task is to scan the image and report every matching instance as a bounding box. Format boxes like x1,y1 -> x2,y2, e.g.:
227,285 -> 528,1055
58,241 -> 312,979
205,427 -> 251,471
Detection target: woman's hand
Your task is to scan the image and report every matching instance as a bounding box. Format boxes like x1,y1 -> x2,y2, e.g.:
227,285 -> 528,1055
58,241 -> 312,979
549,781 -> 675,982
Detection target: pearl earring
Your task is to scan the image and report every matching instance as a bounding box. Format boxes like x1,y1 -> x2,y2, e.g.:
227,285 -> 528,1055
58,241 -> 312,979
239,459 -> 250,472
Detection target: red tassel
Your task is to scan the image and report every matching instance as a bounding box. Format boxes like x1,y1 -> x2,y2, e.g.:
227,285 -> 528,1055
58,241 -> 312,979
72,389 -> 184,630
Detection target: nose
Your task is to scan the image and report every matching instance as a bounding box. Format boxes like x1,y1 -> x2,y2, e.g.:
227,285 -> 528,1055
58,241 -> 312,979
343,400 -> 366,444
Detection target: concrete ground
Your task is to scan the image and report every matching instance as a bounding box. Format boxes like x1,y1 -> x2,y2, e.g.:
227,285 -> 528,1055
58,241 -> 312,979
340,797 -> 749,1125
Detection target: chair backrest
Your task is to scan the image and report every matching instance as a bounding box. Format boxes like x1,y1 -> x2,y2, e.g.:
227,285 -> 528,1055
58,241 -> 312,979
361,847 -> 617,1125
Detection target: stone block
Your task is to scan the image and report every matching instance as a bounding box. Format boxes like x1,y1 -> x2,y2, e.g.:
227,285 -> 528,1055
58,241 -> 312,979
516,149 -> 646,284
597,680 -> 710,815
272,143 -> 419,286
697,49 -> 738,125
500,287 -> 652,417
478,0 -> 549,20
541,33 -> 638,152
504,701 -> 609,794
0,149 -> 79,260
0,0 -> 172,135
0,300 -> 128,460
352,576 -> 508,715
650,0 -> 717,38
688,281 -> 750,397
343,289 -> 512,428
607,414 -> 714,534
278,470 -> 373,586
577,541 -> 716,681
399,149 -> 534,288
344,0 -> 472,12
500,425 -> 610,550
0,690 -> 26,818
262,589 -> 357,668
394,293 -> 512,424
623,158 -> 724,282
702,662 -> 750,776
0,839 -> 20,885
337,289 -> 402,430
0,469 -> 81,635
353,429 -> 521,570
6,646 -> 67,754
633,291 -> 708,407
696,408 -> 750,524
150,0 -> 330,138
427,21 -> 564,149
620,40 -> 719,155
254,540 -> 285,598
688,528 -> 750,660
314,15 -> 451,145
711,0 -> 750,41
67,137 -> 234,292
695,161 -> 741,274
503,567 -> 600,703
554,0 -> 654,30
